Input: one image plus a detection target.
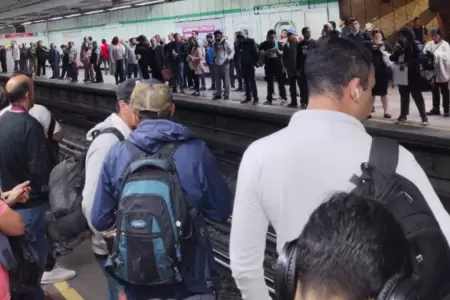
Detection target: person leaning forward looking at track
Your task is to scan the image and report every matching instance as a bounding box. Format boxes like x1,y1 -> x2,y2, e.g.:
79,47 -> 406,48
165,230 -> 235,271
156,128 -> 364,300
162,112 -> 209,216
81,78 -> 140,300
0,74 -> 52,299
230,37 -> 450,300
91,80 -> 233,300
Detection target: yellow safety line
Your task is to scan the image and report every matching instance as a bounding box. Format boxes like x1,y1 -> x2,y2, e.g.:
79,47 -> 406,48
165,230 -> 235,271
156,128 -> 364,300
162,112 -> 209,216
53,281 -> 84,300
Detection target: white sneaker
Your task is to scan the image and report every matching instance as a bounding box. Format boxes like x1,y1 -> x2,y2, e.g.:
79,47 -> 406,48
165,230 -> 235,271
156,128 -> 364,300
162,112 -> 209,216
41,264 -> 77,285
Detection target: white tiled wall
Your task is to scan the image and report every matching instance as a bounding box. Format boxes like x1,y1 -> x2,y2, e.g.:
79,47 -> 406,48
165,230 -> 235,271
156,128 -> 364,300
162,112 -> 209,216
24,0 -> 340,47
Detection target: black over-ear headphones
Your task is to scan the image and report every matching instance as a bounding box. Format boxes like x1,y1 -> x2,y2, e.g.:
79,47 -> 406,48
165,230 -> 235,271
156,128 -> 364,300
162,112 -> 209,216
274,240 -> 418,300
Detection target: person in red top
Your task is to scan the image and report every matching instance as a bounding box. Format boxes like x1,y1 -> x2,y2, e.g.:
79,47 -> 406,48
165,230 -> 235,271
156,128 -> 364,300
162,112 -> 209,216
100,39 -> 110,76
0,180 -> 31,300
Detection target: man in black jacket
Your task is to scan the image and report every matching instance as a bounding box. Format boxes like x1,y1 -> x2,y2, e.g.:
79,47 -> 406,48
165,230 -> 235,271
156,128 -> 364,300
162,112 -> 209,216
236,31 -> 259,104
347,18 -> 372,44
0,74 -> 52,298
0,46 -> 6,73
167,33 -> 186,93
282,29 -> 301,108
297,27 -> 317,108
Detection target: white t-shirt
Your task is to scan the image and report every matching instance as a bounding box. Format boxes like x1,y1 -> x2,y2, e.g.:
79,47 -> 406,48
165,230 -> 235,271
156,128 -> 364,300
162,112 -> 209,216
230,109 -> 450,300
0,104 -> 62,138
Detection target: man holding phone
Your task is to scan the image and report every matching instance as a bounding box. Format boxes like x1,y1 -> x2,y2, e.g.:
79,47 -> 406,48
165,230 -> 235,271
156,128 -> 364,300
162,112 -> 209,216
259,29 -> 287,105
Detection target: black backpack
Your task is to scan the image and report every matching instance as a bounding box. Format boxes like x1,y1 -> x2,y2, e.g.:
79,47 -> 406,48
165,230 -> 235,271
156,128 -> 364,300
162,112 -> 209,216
46,127 -> 124,256
350,137 -> 450,299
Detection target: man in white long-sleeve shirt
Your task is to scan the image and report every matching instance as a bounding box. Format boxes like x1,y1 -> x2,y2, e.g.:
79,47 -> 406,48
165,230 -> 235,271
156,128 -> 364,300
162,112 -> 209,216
230,37 -> 450,300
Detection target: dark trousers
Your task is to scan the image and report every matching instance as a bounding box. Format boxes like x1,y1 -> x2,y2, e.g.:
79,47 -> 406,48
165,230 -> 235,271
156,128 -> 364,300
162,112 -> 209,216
230,60 -> 236,88
51,61 -> 60,79
185,62 -> 193,87
242,64 -> 258,100
20,59 -> 29,72
37,59 -> 46,76
398,85 -> 427,118
208,63 -> 215,88
234,59 -> 243,89
60,62 -> 68,78
94,63 -> 103,82
432,82 -> 450,113
115,59 -> 125,84
139,61 -> 150,79
0,59 -> 6,72
299,73 -> 309,106
68,62 -> 78,81
265,62 -> 286,101
288,74 -> 302,106
127,63 -> 138,79
193,72 -> 200,93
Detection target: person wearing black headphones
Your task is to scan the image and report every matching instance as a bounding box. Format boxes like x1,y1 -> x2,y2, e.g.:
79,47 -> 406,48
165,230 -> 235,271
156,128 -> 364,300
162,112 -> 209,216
275,193 -> 415,300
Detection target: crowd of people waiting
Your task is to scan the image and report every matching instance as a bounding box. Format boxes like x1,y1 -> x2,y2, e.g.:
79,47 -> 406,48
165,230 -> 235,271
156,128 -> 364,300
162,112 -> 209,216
0,14 -> 449,300
1,15 -> 449,125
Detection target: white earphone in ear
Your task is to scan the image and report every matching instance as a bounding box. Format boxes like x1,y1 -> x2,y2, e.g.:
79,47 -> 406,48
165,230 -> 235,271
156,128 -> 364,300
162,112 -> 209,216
355,88 -> 360,98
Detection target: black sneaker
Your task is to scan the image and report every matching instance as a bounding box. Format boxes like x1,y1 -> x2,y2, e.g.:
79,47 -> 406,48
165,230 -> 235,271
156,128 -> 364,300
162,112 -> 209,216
208,86 -> 216,91
212,95 -> 222,100
300,103 -> 307,109
223,95 -> 229,100
200,87 -> 206,91
396,116 -> 407,124
383,113 -> 391,119
371,106 -> 375,113
287,103 -> 298,108
192,92 -> 200,97
263,101 -> 272,105
252,98 -> 259,105
421,117 -> 429,126
427,109 -> 441,116
240,99 -> 251,104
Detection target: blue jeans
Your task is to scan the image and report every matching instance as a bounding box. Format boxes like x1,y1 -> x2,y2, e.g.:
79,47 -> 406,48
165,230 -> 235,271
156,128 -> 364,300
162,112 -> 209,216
95,254 -> 121,300
15,203 -> 50,300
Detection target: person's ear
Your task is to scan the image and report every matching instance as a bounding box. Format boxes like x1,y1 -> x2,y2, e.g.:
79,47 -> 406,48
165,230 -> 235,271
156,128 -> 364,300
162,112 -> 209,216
348,78 -> 361,102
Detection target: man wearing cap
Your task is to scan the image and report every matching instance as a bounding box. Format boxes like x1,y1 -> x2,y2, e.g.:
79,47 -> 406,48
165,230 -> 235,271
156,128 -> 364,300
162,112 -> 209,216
91,80 -> 233,299
81,79 -> 140,300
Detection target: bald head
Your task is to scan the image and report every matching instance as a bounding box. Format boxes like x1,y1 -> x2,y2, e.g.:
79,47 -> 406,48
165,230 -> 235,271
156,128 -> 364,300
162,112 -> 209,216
6,75 -> 34,108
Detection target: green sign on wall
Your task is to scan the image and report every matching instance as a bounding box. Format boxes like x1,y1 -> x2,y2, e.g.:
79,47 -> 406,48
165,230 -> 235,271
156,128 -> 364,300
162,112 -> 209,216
253,0 -> 335,15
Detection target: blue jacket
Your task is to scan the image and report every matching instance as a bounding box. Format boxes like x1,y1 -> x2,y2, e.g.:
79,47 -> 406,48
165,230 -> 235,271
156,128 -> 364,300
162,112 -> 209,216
91,119 -> 233,299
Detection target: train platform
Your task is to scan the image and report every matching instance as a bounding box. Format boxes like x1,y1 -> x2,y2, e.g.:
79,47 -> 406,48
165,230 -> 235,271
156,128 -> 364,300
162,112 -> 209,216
26,69 -> 450,131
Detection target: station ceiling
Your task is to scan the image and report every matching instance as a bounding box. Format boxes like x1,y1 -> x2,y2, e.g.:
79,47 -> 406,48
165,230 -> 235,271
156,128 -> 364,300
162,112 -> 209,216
0,0 -> 161,28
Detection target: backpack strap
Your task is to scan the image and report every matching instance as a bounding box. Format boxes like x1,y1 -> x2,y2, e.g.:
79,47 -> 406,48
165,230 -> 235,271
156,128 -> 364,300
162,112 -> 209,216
48,114 -> 56,139
368,137 -> 399,179
92,127 -> 125,142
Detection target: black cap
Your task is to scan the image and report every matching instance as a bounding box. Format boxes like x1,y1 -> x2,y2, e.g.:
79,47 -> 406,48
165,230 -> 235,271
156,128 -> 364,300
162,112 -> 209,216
236,31 -> 244,38
116,78 -> 141,102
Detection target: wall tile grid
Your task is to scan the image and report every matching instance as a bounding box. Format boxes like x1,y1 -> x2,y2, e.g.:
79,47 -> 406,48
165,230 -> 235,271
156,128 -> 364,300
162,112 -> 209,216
24,0 -> 340,46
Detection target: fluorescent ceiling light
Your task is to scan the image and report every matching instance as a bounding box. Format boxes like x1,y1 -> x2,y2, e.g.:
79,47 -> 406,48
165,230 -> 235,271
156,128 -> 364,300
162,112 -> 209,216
84,10 -> 105,15
136,0 -> 165,6
21,22 -> 32,25
49,16 -> 63,20
107,5 -> 132,11
33,20 -> 46,23
65,13 -> 82,18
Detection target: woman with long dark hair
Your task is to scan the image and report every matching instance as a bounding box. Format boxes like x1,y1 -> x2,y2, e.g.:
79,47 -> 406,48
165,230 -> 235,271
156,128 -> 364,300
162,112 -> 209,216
390,27 -> 429,125
368,29 -> 392,119
111,36 -> 125,84
187,37 -> 204,96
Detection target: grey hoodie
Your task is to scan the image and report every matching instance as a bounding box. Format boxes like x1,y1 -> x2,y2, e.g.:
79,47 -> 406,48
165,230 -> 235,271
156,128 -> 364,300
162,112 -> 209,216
81,113 -> 131,255
213,38 -> 235,65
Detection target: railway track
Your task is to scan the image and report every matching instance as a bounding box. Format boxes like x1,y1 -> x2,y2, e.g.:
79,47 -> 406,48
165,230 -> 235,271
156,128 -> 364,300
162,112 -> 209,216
58,120 -> 278,296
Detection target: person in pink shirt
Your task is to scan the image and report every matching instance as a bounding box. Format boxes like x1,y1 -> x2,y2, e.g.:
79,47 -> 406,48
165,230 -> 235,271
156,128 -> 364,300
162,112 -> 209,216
0,181 -> 31,300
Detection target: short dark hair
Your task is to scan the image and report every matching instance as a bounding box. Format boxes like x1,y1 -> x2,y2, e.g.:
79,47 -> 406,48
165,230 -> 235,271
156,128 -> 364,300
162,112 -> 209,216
349,17 -> 357,24
304,37 -> 373,98
295,193 -> 409,299
329,21 -> 337,29
7,81 -> 30,103
267,29 -> 276,36
102,39 -> 106,43
192,30 -> 198,35
301,27 -> 310,35
341,16 -> 349,26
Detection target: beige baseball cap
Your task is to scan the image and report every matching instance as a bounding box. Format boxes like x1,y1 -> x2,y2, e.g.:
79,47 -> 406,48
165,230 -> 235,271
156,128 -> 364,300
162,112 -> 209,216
129,80 -> 172,113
